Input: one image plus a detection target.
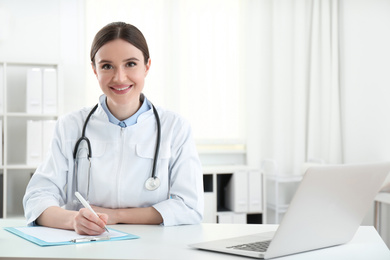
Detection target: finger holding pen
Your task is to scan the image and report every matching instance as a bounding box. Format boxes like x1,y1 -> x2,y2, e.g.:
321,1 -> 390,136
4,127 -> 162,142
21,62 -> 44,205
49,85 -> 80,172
74,208 -> 109,235
74,192 -> 110,235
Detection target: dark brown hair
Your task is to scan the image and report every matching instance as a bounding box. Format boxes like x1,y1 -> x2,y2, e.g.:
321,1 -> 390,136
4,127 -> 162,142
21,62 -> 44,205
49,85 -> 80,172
90,22 -> 150,65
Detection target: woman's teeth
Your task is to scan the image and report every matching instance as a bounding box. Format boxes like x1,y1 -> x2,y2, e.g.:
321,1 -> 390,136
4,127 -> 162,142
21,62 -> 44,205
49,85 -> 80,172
116,86 -> 130,91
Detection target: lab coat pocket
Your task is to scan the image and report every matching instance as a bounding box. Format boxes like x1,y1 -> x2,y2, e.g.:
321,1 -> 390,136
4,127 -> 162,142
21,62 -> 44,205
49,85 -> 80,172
136,142 -> 171,190
89,140 -> 108,174
135,142 -> 171,160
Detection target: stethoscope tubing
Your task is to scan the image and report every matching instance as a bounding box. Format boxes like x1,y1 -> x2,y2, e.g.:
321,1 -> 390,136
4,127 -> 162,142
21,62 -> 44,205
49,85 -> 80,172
73,100 -> 161,194
73,104 -> 98,159
151,104 -> 161,180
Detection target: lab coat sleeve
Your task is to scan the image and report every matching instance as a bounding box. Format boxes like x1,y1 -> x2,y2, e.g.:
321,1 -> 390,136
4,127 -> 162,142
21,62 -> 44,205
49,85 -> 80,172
153,117 -> 204,226
23,119 -> 70,226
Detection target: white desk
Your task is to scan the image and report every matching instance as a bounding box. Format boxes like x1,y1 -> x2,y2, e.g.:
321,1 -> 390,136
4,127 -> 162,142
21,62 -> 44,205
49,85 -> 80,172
0,219 -> 389,260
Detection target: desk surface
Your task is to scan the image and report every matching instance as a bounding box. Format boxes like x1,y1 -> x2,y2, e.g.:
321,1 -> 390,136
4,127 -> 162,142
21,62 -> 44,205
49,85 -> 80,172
0,219 -> 389,260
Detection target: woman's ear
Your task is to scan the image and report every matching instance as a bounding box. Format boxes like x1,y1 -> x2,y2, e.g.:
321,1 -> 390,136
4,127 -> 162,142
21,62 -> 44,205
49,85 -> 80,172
91,62 -> 98,77
144,58 -> 151,76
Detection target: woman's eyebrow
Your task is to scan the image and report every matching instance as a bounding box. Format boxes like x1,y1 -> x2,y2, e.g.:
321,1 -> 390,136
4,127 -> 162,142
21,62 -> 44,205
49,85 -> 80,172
97,59 -> 112,64
123,57 -> 140,62
97,57 -> 140,64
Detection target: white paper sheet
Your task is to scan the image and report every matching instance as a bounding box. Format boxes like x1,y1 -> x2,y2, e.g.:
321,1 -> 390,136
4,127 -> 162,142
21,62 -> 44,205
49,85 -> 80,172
15,226 -> 124,243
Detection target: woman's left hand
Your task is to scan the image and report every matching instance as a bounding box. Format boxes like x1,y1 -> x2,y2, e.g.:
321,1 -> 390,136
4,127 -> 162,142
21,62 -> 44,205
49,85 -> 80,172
91,205 -> 119,225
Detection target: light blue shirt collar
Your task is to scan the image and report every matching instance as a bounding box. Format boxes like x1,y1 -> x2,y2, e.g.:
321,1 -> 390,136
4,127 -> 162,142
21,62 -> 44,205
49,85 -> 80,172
99,94 -> 151,127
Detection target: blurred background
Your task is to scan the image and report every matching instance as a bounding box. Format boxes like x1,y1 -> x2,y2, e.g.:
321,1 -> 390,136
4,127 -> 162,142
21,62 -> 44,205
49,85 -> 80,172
0,0 -> 390,247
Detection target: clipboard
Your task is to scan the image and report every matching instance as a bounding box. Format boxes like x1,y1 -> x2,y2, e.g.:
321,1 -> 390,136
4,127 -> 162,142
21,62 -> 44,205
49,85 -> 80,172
4,226 -> 139,247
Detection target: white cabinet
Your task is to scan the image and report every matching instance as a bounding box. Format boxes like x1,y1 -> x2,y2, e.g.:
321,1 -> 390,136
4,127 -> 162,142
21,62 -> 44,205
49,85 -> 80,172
0,62 -> 61,218
265,174 -> 302,224
202,165 -> 265,224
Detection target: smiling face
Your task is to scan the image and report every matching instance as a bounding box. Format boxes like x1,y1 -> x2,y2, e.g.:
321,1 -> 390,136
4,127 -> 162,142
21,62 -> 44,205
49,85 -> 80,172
92,38 -> 151,119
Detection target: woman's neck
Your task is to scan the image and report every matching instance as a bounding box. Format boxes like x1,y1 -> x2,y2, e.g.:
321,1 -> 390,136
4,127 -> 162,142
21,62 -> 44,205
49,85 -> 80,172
106,99 -> 141,121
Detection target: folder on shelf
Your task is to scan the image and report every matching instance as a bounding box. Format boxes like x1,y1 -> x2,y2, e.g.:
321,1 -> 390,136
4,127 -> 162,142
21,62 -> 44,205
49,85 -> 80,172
217,212 -> 234,223
26,68 -> 42,114
224,171 -> 248,212
42,68 -> 57,114
0,120 -> 2,166
248,170 -> 262,212
26,120 -> 43,166
232,213 -> 247,224
0,172 -> 3,218
203,192 -> 217,223
4,226 -> 139,247
217,212 -> 246,224
0,65 -> 3,113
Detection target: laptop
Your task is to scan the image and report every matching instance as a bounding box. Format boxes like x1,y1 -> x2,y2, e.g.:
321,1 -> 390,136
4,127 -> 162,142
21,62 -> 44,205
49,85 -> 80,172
190,162 -> 390,259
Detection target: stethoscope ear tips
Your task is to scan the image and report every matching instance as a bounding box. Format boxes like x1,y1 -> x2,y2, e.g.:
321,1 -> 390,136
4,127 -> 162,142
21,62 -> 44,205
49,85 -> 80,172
145,177 -> 161,191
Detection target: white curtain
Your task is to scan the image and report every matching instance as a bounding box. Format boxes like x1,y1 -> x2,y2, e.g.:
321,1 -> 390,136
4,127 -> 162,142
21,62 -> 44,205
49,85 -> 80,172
248,0 -> 343,175
85,0 -> 343,170
84,0 -> 244,144
306,0 -> 342,164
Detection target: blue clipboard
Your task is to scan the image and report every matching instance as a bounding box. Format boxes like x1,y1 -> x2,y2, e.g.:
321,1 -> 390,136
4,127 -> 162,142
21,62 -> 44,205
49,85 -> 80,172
4,226 -> 139,247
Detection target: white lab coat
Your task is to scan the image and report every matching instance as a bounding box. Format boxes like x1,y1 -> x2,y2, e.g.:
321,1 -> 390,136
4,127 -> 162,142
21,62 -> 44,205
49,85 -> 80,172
23,98 -> 204,226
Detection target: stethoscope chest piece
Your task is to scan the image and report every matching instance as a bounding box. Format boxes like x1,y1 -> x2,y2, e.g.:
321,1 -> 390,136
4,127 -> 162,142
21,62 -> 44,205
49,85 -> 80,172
145,177 -> 161,191
74,97 -> 162,193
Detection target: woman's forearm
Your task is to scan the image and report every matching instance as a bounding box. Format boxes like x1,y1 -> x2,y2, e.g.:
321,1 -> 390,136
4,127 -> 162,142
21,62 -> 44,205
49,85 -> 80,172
38,205 -> 163,230
117,207 -> 163,224
36,206 -> 77,230
92,206 -> 163,225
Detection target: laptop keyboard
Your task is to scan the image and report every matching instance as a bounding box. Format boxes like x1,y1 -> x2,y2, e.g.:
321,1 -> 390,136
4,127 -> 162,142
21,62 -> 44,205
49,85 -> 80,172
227,240 -> 271,252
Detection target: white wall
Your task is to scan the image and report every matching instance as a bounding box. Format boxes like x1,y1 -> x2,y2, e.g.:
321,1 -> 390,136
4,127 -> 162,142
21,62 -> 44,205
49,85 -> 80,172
244,0 -> 390,246
59,0 -> 86,113
1,0 -> 390,246
0,0 -> 60,62
341,0 -> 390,164
243,0 -> 272,170
0,0 -> 85,114
340,0 -> 390,246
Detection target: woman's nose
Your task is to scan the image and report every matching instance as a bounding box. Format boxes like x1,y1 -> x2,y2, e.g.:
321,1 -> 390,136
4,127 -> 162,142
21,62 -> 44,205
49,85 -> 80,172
113,67 -> 126,82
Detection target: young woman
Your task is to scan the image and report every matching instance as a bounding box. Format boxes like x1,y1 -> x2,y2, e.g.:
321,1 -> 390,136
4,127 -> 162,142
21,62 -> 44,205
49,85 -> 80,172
23,22 -> 204,235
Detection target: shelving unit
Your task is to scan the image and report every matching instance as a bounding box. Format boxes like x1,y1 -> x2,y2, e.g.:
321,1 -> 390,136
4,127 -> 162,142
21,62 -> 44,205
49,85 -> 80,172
374,192 -> 390,235
0,61 -> 62,218
0,64 -> 259,223
265,174 -> 302,224
202,165 -> 265,224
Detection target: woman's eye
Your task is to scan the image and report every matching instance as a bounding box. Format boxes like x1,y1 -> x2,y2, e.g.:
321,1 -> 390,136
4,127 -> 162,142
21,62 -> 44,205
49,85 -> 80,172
102,64 -> 113,70
126,62 -> 136,67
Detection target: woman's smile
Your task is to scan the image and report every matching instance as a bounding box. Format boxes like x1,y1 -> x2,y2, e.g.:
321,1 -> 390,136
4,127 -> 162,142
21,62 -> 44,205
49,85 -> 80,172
110,84 -> 132,93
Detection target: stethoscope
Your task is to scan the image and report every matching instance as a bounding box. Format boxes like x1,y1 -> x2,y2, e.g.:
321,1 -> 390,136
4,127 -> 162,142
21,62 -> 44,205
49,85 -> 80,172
72,98 -> 162,202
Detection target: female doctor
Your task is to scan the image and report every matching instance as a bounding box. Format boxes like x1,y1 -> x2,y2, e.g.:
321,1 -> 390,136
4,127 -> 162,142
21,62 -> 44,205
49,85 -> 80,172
23,22 -> 204,235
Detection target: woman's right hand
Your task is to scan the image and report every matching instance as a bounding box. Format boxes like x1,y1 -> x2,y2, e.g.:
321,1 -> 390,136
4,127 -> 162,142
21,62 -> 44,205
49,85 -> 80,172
73,208 -> 108,235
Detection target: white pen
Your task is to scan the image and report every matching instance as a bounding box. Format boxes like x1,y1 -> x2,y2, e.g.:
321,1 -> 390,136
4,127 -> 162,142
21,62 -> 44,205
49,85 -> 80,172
75,192 -> 109,233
